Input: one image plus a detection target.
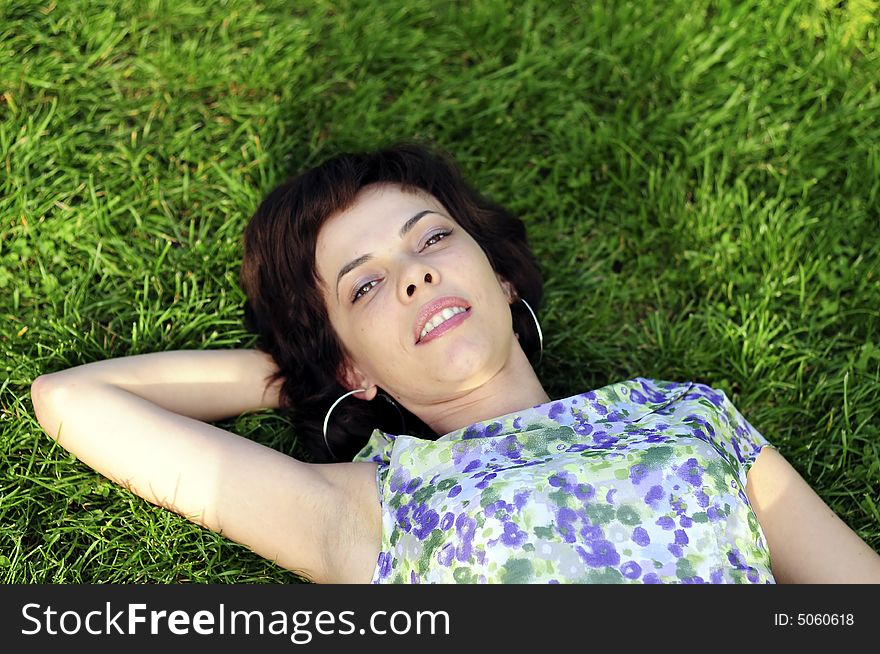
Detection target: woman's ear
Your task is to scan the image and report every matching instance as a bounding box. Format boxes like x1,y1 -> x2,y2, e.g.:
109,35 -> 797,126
496,273 -> 518,304
337,358 -> 378,401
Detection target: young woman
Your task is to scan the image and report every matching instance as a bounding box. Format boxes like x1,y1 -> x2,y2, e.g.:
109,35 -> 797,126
30,142 -> 880,584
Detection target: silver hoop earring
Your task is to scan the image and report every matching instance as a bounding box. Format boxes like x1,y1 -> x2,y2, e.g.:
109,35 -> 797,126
322,388 -> 407,460
323,388 -> 364,460
520,297 -> 543,365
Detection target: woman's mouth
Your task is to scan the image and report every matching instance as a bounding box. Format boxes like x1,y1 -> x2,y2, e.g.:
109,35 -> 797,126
417,307 -> 471,345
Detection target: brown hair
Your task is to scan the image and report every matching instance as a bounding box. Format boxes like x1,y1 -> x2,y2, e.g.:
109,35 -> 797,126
239,141 -> 543,462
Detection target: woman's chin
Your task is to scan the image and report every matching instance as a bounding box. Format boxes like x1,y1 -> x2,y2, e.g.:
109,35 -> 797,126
427,347 -> 507,385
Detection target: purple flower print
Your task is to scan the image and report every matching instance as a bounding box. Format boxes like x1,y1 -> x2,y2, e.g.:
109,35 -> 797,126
574,483 -> 595,501
732,437 -> 743,463
475,472 -> 497,490
631,527 -> 650,547
727,549 -> 747,570
498,435 -> 521,459
548,402 -> 565,419
556,507 -> 578,543
629,464 -> 648,485
700,385 -> 725,407
579,522 -> 603,541
594,432 -> 620,448
643,573 -> 662,583
500,521 -> 527,548
455,542 -> 473,563
513,490 -> 530,510
455,513 -> 476,538
440,512 -> 455,530
655,516 -> 675,530
695,490 -> 710,508
591,430 -> 608,443
674,529 -> 689,545
677,458 -> 703,486
620,561 -> 642,579
644,485 -> 665,506
438,543 -> 455,566
690,427 -> 708,443
395,505 -> 411,531
573,420 -> 594,437
483,500 -> 514,520
637,380 -> 668,403
376,552 -> 392,580
463,459 -> 482,473
455,514 -> 476,563
405,477 -> 423,493
485,422 -> 503,437
389,469 -> 410,493
447,484 -> 462,498
412,509 -> 440,540
576,539 -> 620,567
549,472 -> 576,490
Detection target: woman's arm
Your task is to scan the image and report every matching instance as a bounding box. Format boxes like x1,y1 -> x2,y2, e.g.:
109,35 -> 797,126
30,350 -> 376,584
34,348 -> 285,422
746,446 -> 880,583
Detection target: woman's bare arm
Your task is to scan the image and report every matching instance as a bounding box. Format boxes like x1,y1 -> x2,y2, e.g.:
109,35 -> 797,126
30,350 -> 377,584
746,446 -> 880,583
34,348 -> 285,422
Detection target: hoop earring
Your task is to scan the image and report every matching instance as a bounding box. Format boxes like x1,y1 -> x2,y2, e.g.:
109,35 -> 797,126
520,297 -> 543,365
322,388 -> 407,460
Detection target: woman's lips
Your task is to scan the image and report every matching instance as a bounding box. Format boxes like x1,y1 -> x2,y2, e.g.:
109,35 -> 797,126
416,308 -> 471,345
413,295 -> 471,343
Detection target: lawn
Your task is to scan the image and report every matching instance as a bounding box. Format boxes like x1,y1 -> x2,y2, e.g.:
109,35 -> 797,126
1,0 -> 879,582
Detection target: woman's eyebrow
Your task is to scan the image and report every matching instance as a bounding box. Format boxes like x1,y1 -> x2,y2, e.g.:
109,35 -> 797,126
335,209 -> 440,300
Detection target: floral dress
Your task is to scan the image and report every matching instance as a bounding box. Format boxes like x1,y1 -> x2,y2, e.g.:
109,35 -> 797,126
351,377 -> 776,584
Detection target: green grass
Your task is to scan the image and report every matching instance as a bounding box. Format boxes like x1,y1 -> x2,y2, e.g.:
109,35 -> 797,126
1,0 -> 879,583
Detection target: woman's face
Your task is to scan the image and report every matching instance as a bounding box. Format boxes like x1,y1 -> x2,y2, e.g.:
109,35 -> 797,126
315,183 -> 517,405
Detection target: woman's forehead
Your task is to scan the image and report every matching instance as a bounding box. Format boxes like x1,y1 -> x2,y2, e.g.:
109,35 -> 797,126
319,184 -> 447,242
314,184 -> 450,281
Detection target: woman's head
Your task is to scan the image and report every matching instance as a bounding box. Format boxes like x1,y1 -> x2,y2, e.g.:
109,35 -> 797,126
240,141 -> 543,462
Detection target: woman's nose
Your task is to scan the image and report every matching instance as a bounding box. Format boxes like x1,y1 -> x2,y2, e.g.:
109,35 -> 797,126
404,271 -> 435,298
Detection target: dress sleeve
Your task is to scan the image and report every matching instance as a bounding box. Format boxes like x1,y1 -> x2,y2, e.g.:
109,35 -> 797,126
701,384 -> 776,485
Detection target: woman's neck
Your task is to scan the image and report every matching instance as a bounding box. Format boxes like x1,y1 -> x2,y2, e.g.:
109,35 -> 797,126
402,341 -> 550,437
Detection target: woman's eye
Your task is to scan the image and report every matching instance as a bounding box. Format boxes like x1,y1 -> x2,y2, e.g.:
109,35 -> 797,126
350,230 -> 451,304
352,279 -> 379,303
422,229 -> 452,249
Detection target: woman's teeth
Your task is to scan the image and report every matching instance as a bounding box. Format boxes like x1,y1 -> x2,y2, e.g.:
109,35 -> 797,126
420,306 -> 467,341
